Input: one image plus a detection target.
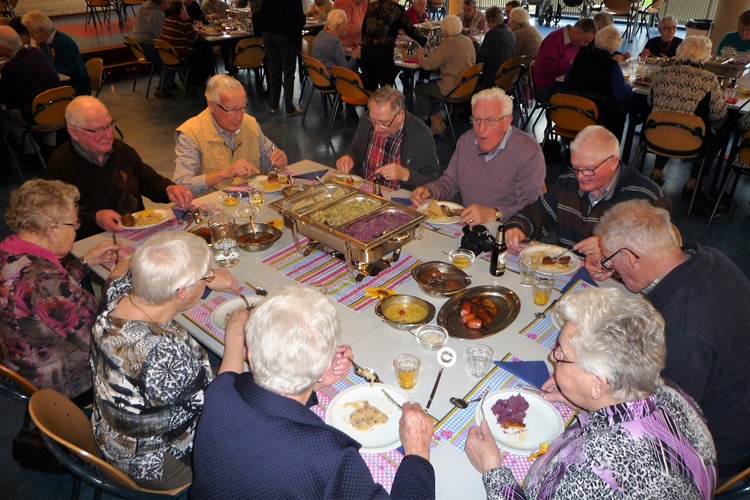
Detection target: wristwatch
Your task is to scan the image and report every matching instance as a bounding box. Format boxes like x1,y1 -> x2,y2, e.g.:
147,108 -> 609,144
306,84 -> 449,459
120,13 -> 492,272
495,209 -> 503,222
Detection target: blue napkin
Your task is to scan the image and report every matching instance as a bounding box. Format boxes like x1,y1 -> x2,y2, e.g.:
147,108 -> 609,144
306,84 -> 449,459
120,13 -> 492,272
559,266 -> 598,294
494,360 -> 550,389
172,206 -> 189,220
293,169 -> 330,180
391,197 -> 412,206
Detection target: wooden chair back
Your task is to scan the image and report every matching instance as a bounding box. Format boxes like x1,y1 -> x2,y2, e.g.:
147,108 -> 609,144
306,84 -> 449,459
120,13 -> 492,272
31,86 -> 75,128
548,93 -> 599,139
233,37 -> 265,70
494,55 -> 527,92
303,55 -> 335,91
86,58 -> 105,97
123,35 -> 149,63
330,66 -> 370,106
642,110 -> 705,159
444,62 -> 483,104
0,364 -> 38,400
601,0 -> 632,16
301,34 -> 315,58
153,39 -> 183,67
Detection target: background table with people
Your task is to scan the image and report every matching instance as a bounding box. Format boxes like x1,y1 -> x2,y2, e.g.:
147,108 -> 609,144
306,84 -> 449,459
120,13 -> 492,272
72,158 -> 635,498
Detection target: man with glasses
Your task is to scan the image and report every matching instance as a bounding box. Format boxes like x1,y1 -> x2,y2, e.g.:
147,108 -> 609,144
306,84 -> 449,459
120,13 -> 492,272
505,125 -> 668,254
583,199 -> 750,483
639,16 -> 682,58
410,88 -> 544,226
335,86 -> 439,191
44,96 -> 193,240
173,75 -> 288,195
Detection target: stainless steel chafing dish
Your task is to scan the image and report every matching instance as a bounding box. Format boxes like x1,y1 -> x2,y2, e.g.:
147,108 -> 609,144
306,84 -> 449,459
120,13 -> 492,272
269,184 -> 426,278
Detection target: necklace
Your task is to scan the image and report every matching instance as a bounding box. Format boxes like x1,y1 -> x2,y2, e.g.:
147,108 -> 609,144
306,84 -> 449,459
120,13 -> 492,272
128,295 -> 162,324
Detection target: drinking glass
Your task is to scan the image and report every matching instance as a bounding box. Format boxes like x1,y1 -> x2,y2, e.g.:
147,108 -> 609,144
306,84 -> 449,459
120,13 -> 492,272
532,276 -> 554,306
249,184 -> 265,209
209,214 -> 240,267
519,253 -> 541,286
466,344 -> 493,377
393,354 -> 421,390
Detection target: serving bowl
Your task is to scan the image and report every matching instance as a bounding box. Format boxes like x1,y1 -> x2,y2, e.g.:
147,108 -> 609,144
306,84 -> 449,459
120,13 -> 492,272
236,223 -> 281,252
375,294 -> 435,330
411,261 -> 471,297
449,249 -> 475,269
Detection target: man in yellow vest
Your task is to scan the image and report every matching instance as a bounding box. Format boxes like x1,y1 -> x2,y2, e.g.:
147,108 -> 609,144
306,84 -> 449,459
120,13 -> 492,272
173,75 -> 288,194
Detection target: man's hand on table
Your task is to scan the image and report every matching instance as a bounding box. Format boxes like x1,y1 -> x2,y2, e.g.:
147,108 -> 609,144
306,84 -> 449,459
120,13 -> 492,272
460,204 -> 496,228
336,155 -> 355,173
207,268 -> 241,295
84,240 -> 122,268
410,186 -> 431,206
270,147 -> 287,169
375,162 -> 409,183
314,345 -> 353,389
465,419 -> 502,474
399,402 -> 433,460
222,159 -> 260,182
97,209 -> 124,233
166,184 -> 194,209
505,227 -> 526,249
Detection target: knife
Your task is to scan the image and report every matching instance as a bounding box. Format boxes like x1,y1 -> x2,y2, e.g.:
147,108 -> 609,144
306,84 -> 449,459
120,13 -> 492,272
381,389 -> 403,410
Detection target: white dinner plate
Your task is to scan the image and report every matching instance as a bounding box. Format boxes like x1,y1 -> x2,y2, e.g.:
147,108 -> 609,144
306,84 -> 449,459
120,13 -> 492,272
210,296 -> 262,331
417,201 -> 463,225
253,175 -> 290,193
325,384 -> 408,453
322,172 -> 364,188
519,244 -> 581,276
475,389 -> 564,455
118,209 -> 173,230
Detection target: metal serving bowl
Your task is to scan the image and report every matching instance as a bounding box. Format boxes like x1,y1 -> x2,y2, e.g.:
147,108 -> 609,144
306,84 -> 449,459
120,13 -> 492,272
411,261 -> 471,297
236,223 -> 281,252
375,294 -> 436,331
281,183 -> 312,197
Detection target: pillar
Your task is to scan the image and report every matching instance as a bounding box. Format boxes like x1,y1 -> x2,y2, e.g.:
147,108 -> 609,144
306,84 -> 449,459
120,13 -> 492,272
709,0 -> 750,51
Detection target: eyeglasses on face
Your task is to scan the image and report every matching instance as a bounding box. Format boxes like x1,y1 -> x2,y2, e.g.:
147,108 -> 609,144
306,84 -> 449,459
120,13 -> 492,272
568,155 -> 615,177
58,219 -> 81,230
74,120 -> 116,136
469,115 -> 509,127
215,102 -> 247,114
600,248 -> 640,271
367,110 -> 400,129
199,268 -> 216,283
552,343 -> 575,364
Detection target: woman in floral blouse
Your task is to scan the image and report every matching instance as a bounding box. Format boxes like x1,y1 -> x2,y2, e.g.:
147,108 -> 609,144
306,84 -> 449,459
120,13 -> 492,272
91,231 -> 243,490
0,180 -> 120,405
466,288 -> 717,499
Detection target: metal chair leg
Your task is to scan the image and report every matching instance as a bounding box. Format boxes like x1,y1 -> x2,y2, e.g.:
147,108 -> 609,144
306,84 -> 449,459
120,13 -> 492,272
145,65 -> 154,99
301,88 -> 314,125
687,158 -> 705,216
327,95 -> 341,137
708,166 -> 736,225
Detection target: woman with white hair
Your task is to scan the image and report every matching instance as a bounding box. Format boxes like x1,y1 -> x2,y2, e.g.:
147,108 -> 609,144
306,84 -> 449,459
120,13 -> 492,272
191,286 -> 436,498
466,287 -> 717,498
311,8 -> 359,70
648,35 -> 727,193
90,231 -> 242,490
640,15 -> 682,58
509,6 -> 542,61
564,25 -> 632,139
415,14 -> 476,134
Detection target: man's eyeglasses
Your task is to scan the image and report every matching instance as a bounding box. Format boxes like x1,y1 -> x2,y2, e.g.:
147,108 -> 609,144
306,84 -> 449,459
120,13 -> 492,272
600,248 -> 640,271
199,268 -> 216,284
568,155 -> 615,176
74,120 -> 116,136
552,343 -> 575,364
469,115 -> 510,127
58,220 -> 81,230
215,102 -> 247,114
367,110 -> 401,129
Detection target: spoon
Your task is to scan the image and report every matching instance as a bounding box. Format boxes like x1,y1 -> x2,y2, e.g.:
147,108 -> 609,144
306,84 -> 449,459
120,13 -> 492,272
426,347 -> 457,410
315,175 -> 335,196
244,281 -> 268,296
449,387 -> 489,409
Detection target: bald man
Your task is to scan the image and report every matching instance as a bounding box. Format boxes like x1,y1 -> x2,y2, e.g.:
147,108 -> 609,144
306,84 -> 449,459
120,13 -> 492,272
44,96 -> 193,239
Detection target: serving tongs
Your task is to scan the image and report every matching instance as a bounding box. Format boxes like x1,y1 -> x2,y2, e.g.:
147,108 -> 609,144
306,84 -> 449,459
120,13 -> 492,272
314,175 -> 335,197
348,356 -> 381,384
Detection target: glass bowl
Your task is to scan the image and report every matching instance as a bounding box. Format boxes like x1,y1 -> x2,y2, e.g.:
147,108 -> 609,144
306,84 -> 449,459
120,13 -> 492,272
449,249 -> 475,269
410,324 -> 448,351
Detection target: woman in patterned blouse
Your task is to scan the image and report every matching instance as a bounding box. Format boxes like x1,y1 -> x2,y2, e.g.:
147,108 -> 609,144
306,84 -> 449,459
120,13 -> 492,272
90,231 -> 244,490
0,180 -> 120,405
466,288 -> 717,499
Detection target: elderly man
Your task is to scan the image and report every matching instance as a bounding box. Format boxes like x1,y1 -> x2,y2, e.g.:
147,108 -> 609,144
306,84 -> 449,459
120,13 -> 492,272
191,286 -> 436,498
335,86 -> 439,191
22,11 -> 91,96
173,75 -> 287,194
509,7 -> 541,62
505,125 -> 668,254
132,0 -> 168,87
44,96 -> 193,239
312,9 -> 360,70
333,0 -> 368,46
640,16 -> 682,58
406,0 -> 428,25
583,199 -> 750,482
411,88 -> 545,226
533,17 -> 596,101
459,0 -> 487,33
0,26 -> 59,119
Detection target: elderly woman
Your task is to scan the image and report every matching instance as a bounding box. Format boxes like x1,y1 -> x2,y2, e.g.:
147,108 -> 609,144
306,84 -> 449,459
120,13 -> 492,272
359,0 -> 426,91
0,180 -> 119,405
466,287 -> 717,498
509,7 -> 541,62
648,35 -> 727,193
477,6 -> 515,89
564,25 -> 632,139
640,16 -> 682,58
90,231 -> 241,489
312,9 -> 359,70
415,15 -> 476,134
717,9 -> 750,54
22,10 -> 91,96
191,286 -> 436,497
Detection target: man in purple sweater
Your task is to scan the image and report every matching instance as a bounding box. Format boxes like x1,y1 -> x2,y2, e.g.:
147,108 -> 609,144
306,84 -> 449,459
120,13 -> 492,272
410,88 -> 545,226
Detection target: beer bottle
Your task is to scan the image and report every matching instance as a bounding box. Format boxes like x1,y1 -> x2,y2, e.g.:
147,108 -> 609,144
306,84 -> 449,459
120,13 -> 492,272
490,224 -> 507,276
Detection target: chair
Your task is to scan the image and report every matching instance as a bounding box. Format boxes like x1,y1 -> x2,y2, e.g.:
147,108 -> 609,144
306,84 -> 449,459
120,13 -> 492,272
233,37 -> 266,90
545,93 -> 599,142
635,0 -> 667,38
0,363 -> 37,402
635,109 -> 706,215
0,0 -> 18,18
524,59 -> 550,133
123,35 -> 155,98
709,131 -> 750,225
599,0 -> 639,42
493,55 -> 528,123
301,55 -> 337,126
427,62 -> 484,143
28,389 -> 189,499
121,0 -> 144,22
299,34 -> 316,103
85,58 -> 105,97
716,464 -> 750,497
427,0 -> 446,20
153,39 -> 193,101
85,0 -> 113,29
328,66 -> 371,137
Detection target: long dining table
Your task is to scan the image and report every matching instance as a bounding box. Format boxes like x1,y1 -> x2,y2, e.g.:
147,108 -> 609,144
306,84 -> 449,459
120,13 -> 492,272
72,159 -> 630,499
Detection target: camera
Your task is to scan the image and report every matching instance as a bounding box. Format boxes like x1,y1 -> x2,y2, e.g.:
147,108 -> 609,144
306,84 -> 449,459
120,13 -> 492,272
460,224 -> 495,255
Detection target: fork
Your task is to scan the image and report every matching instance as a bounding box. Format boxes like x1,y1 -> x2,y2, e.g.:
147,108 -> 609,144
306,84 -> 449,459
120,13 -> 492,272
239,295 -> 254,311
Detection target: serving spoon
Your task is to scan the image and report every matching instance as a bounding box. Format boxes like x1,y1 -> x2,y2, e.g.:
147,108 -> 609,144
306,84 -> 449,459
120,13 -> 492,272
449,387 -> 489,409
426,347 -> 457,410
244,281 -> 268,296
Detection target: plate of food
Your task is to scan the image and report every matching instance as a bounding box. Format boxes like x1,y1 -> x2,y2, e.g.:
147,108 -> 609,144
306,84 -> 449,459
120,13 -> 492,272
417,200 -> 463,225
437,285 -> 520,340
322,171 -> 364,188
519,244 -> 580,276
119,209 -> 173,229
254,173 -> 292,193
210,296 -> 263,331
633,75 -> 653,87
475,389 -> 564,455
325,384 -> 409,453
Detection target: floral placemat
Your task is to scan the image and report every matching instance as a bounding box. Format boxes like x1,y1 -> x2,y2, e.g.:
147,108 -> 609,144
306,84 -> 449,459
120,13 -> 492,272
261,239 -> 421,312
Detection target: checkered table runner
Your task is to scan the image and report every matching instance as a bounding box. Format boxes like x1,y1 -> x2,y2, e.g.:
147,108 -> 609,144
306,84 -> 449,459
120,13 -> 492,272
261,239 -> 421,312
518,279 -> 592,349
117,209 -> 180,242
424,221 -> 464,239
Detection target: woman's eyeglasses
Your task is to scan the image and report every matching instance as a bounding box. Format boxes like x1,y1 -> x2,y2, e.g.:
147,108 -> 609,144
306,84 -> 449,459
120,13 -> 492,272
58,220 -> 81,230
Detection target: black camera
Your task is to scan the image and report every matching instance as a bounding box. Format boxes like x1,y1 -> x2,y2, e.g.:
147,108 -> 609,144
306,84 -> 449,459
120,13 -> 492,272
460,224 -> 495,255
